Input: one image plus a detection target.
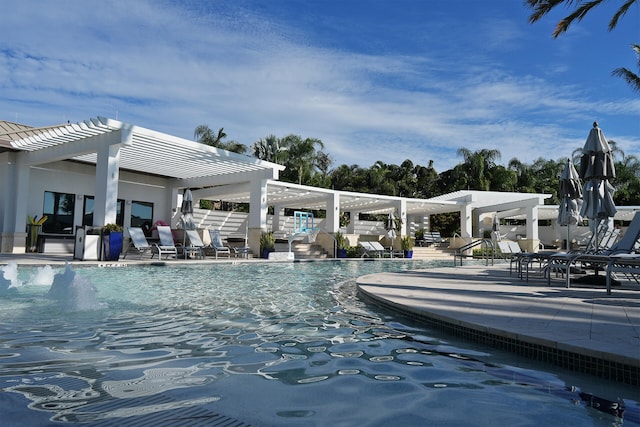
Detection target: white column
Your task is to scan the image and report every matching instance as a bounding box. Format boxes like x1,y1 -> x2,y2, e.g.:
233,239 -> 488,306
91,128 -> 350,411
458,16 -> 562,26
526,203 -> 539,240
347,211 -> 357,234
93,143 -> 121,226
393,200 -> 407,236
12,156 -> 31,253
460,205 -> 473,238
248,179 -> 269,253
273,205 -> 283,232
326,193 -> 340,233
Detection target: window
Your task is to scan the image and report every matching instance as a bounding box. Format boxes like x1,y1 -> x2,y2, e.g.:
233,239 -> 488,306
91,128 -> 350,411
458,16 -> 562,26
131,201 -> 153,235
82,196 -> 124,227
42,191 -> 75,234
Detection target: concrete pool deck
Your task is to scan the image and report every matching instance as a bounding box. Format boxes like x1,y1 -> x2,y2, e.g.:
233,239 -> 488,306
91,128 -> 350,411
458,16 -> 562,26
357,264 -> 640,385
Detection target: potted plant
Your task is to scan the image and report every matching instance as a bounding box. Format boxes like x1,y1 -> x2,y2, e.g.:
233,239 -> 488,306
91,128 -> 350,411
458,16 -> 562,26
260,231 -> 275,259
335,231 -> 347,258
102,223 -> 124,261
414,228 -> 425,247
401,235 -> 414,258
26,215 -> 48,253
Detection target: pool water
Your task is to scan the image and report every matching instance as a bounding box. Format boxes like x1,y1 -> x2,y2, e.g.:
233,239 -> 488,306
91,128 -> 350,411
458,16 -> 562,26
0,260 -> 638,426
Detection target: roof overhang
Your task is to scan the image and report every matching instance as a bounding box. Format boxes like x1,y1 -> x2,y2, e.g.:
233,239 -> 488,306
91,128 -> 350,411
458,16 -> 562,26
2,117 -> 284,183
196,180 -> 462,216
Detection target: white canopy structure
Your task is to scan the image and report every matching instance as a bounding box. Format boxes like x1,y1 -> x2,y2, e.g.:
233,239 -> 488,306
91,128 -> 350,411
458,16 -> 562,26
5,116 -> 627,255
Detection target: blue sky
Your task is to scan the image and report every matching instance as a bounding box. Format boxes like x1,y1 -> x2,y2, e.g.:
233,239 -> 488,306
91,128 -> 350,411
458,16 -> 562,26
1,0 -> 638,171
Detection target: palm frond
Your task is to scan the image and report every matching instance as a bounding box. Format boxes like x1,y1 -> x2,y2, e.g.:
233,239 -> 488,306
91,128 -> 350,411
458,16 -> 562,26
612,67 -> 640,93
609,0 -> 638,31
553,0 -> 605,37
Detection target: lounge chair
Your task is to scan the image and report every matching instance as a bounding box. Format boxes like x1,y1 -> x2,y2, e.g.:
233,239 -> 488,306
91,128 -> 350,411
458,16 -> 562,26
207,229 -> 232,259
605,254 -> 640,294
520,227 -> 620,282
359,241 -> 379,258
155,225 -> 178,260
183,229 -> 205,259
124,227 -> 153,259
369,241 -> 393,258
545,212 -> 640,288
497,241 -> 521,274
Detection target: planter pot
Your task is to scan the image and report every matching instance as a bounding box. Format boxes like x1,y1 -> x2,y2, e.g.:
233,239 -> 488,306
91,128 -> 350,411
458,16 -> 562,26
403,250 -> 413,259
103,231 -> 123,261
26,224 -> 41,253
261,248 -> 274,259
337,248 -> 347,258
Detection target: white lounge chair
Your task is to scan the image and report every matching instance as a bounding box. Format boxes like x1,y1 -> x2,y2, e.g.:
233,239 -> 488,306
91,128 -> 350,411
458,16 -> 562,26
207,229 -> 232,259
124,227 -> 153,259
369,241 -> 393,258
359,241 -> 384,258
183,229 -> 205,259
155,225 -> 178,260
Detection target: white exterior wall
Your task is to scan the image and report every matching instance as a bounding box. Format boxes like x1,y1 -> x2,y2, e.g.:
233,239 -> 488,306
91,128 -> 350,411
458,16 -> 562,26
27,161 -> 172,230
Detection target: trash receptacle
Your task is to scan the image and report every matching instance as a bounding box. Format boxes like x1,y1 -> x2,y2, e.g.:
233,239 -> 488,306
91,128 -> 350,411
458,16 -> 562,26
74,226 -> 102,260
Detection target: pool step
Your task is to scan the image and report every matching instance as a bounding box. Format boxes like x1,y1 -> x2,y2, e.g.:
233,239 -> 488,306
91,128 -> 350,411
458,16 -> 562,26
274,242 -> 329,259
411,246 -> 455,260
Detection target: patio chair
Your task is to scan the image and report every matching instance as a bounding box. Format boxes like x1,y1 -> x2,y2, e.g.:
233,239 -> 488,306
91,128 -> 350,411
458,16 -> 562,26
545,212 -> 640,288
605,253 -> 640,294
123,227 -> 153,259
183,229 -> 205,259
358,241 -> 378,258
154,225 -> 178,260
369,241 -> 393,258
207,229 -> 232,259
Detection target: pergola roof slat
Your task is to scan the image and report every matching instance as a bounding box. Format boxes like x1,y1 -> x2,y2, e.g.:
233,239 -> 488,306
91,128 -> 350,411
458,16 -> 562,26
7,116 -> 282,180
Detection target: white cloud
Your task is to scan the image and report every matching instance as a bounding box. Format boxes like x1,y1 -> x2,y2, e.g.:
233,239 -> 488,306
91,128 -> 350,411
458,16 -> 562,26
1,0 -> 637,172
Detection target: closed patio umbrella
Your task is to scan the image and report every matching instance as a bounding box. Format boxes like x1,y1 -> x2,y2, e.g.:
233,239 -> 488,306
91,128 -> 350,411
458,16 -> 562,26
578,122 -> 616,250
181,188 -> 195,231
557,158 -> 582,250
491,214 -> 501,242
386,212 -> 397,256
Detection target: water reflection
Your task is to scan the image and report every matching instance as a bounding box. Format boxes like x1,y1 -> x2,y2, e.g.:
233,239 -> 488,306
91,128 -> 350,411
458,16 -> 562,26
0,261 -> 637,426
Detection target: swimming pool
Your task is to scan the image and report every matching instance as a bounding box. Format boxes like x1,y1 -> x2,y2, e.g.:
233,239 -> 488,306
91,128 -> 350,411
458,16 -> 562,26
0,260 -> 637,426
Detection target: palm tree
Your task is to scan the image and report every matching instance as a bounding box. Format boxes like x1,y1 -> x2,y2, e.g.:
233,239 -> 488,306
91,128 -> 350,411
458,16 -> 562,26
526,0 -> 640,93
614,154 -> 640,204
315,151 -> 333,180
251,134 -> 286,163
612,44 -> 640,93
280,135 -> 325,185
527,0 -> 637,36
194,125 -> 227,147
456,148 -> 501,191
220,140 -> 248,155
194,125 -> 246,154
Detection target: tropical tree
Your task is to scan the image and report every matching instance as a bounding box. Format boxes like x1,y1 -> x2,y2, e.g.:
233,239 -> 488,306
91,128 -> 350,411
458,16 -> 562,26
508,158 -> 537,193
194,125 -> 227,147
526,0 -> 639,93
315,151 -> 333,181
527,0 -> 637,36
456,148 -> 501,191
330,164 -> 362,192
194,125 -> 247,154
612,44 -> 640,93
280,135 -> 325,185
251,134 -> 286,164
413,160 -> 439,198
612,153 -> 640,205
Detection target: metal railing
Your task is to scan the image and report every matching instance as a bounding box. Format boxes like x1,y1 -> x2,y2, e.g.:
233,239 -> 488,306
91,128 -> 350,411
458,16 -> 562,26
453,239 -> 495,266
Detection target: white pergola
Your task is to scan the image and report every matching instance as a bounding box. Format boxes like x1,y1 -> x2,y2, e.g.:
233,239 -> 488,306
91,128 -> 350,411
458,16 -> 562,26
1,116 -> 576,254
1,117 -> 283,253
193,179 -> 463,237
